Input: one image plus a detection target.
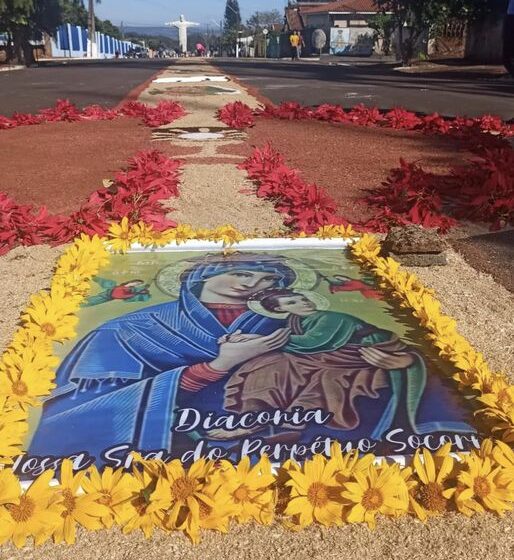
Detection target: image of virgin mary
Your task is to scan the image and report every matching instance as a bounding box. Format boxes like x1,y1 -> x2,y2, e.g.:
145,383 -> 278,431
28,253 -> 297,462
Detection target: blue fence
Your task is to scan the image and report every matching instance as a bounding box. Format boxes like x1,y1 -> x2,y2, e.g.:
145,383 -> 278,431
51,24 -> 138,58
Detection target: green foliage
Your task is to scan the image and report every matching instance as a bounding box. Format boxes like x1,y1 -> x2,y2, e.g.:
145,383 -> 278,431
374,1 -> 505,64
368,12 -> 395,54
224,0 -> 241,32
246,9 -> 282,31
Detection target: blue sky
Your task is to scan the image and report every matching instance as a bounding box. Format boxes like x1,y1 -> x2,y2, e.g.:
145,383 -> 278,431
95,1 -> 287,27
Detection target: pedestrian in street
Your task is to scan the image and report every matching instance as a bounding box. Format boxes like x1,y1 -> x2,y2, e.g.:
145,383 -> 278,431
290,31 -> 301,61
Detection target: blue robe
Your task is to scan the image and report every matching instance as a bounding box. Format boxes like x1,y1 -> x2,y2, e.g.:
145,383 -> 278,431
28,284 -> 285,462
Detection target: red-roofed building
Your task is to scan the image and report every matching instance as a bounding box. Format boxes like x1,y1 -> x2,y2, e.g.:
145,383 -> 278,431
285,1 -> 386,55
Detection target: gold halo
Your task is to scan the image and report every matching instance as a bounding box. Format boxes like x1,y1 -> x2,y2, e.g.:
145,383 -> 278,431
155,254 -> 319,298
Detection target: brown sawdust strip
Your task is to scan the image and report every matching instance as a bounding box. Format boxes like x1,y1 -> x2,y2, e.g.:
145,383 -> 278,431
167,163 -> 284,233
1,513 -> 513,560
222,119 -> 470,224
404,249 -> 514,376
0,244 -> 65,352
451,230 -> 514,293
0,118 -> 153,214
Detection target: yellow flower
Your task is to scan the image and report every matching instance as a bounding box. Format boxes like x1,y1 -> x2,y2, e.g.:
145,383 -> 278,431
220,455 -> 276,525
81,465 -> 136,528
408,445 -> 457,521
107,217 -> 135,253
122,463 -> 169,539
130,221 -> 158,246
342,463 -> 409,528
168,224 -> 197,244
330,442 -> 375,483
22,287 -> 78,342
194,474 -> 238,541
53,459 -> 111,544
0,470 -> 63,548
210,225 -> 245,247
0,400 -> 28,463
491,440 -> 514,486
284,454 -> 343,529
315,224 -> 357,239
0,469 -> 19,507
161,458 -> 216,542
456,453 -> 514,516
0,346 -> 57,410
56,234 -> 109,277
351,234 -> 381,261
477,377 -> 514,413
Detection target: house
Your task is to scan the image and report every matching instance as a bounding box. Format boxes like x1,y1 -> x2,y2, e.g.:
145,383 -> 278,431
286,1 -> 383,56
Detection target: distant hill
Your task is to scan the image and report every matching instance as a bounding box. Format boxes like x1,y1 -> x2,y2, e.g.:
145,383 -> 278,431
124,24 -> 218,38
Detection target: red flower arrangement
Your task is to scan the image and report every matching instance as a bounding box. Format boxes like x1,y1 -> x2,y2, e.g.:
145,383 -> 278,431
0,150 -> 182,255
247,101 -> 514,139
362,148 -> 514,232
240,143 -> 346,233
0,98 -> 186,131
217,101 -> 255,129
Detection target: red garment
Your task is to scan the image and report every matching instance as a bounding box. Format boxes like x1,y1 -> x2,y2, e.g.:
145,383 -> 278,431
111,286 -> 136,299
329,280 -> 383,300
180,303 -> 248,391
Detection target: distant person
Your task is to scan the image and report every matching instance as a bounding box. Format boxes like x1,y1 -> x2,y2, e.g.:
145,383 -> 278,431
505,0 -> 514,75
290,31 -> 301,61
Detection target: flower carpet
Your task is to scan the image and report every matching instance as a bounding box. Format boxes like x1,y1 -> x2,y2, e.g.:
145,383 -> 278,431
0,60 -> 512,559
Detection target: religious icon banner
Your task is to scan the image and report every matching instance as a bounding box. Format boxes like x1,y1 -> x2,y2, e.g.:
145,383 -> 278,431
19,239 -> 480,479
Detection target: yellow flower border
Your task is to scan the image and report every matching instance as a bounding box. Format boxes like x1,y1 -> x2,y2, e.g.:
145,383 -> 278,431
0,221 -> 512,547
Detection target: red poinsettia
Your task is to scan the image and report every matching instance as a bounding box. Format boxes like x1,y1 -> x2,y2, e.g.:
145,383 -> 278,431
217,102 -> 255,129
0,149 -> 183,254
240,143 -> 345,232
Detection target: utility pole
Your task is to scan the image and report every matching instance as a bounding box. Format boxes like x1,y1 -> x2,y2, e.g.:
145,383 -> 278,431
88,0 -> 97,58
120,21 -> 125,41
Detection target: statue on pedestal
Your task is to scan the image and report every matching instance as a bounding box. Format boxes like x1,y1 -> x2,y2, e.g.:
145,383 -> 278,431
166,15 -> 199,55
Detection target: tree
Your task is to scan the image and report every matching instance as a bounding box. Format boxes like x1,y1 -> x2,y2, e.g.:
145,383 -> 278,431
368,12 -> 395,55
246,9 -> 282,31
375,1 -> 499,66
224,0 -> 241,32
0,0 -> 62,65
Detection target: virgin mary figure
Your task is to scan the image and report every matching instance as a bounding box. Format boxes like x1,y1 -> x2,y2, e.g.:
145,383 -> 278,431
28,253 -> 298,463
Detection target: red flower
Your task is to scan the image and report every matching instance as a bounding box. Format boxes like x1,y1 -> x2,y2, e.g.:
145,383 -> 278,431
38,99 -> 82,122
217,102 -> 255,129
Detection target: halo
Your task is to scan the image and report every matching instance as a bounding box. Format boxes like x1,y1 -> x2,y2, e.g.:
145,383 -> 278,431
248,290 -> 330,319
155,253 -> 320,298
155,260 -> 194,298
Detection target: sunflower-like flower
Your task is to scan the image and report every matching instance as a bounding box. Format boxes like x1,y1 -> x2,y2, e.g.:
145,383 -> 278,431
56,235 -> 109,277
161,458 -> 217,542
122,462 -> 170,539
0,469 -> 19,507
0,399 -> 28,463
219,455 -> 276,526
194,475 -> 238,539
341,462 -> 409,529
330,442 -> 375,484
0,470 -> 63,548
456,452 -> 514,516
53,460 -> 111,544
315,224 -> 356,239
168,224 -> 197,244
284,454 -> 342,529
22,286 -> 78,342
351,234 -> 381,261
81,465 -> 136,528
0,345 -> 57,410
210,225 -> 245,247
107,217 -> 135,253
408,445 -> 457,521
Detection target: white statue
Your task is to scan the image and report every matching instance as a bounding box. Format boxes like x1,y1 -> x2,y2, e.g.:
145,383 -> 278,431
166,14 -> 199,54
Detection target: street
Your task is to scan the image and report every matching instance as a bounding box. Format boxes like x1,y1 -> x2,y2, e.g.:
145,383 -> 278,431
1,58 -> 512,119
213,58 -> 514,119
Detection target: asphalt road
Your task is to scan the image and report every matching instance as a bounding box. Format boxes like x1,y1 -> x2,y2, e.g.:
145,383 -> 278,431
212,59 -> 514,120
1,57 -> 512,119
0,59 -> 172,116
